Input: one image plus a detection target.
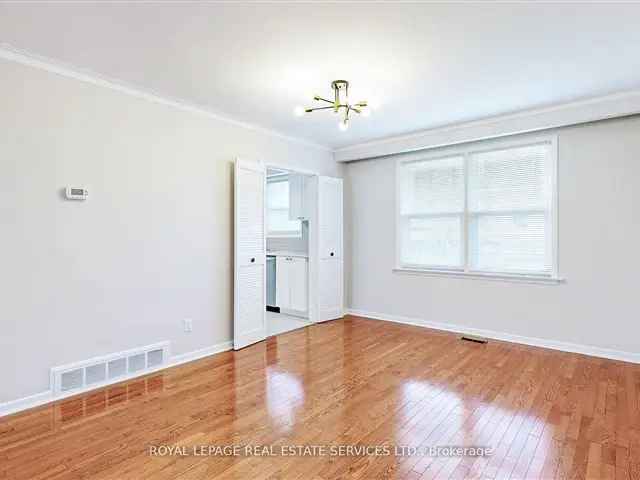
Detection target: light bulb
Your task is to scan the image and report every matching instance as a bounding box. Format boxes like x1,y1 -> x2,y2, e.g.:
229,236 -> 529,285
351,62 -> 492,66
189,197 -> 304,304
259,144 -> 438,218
293,105 -> 305,117
338,119 -> 349,131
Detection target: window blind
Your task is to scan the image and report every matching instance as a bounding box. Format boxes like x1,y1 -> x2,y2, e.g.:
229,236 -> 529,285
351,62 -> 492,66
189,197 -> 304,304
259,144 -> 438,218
397,139 -> 556,277
398,155 -> 465,268
468,143 -> 553,274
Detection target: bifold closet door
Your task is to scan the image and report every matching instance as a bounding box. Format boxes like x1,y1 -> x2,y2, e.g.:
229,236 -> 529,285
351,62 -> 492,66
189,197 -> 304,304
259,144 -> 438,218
317,176 -> 344,321
233,158 -> 267,350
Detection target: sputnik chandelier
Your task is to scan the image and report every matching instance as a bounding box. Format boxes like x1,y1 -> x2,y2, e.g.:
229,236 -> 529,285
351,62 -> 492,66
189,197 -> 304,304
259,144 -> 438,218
294,80 -> 370,131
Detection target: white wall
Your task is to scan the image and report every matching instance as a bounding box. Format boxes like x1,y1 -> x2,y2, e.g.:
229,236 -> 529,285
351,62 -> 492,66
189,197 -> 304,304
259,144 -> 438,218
345,116 -> 640,357
0,58 -> 341,404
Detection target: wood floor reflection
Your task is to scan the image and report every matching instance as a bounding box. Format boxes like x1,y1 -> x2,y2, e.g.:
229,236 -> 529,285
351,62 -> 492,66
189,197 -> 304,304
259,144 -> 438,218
1,316 -> 638,479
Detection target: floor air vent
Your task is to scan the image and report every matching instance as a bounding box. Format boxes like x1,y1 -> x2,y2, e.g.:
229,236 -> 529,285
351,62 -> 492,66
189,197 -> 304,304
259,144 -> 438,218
51,341 -> 170,395
460,335 -> 488,344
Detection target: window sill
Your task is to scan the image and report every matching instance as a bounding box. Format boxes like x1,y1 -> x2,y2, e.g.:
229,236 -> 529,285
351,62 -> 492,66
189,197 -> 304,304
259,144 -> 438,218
393,268 -> 565,285
267,234 -> 303,239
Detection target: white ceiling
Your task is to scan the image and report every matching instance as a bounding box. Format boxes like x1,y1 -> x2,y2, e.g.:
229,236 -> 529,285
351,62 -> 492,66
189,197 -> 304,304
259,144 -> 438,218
1,2 -> 639,149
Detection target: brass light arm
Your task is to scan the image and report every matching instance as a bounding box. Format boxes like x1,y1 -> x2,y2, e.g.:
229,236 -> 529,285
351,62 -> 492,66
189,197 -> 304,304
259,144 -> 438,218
313,96 -> 334,105
305,106 -> 335,113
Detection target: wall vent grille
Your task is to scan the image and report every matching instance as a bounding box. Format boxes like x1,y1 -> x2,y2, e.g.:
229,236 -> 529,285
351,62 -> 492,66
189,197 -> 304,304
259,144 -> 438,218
60,369 -> 83,391
51,342 -> 170,395
85,363 -> 106,385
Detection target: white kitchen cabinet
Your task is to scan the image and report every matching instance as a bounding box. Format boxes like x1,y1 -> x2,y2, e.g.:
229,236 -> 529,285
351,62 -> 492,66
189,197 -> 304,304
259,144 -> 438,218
288,257 -> 308,312
275,256 -> 290,309
288,174 -> 309,221
276,255 -> 308,315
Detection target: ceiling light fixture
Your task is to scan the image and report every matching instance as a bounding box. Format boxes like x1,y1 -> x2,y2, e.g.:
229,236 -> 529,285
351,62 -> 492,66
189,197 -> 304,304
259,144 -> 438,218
294,80 -> 370,131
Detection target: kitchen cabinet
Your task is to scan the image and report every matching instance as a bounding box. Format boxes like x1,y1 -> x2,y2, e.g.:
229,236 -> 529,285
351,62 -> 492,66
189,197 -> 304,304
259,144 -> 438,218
276,255 -> 308,314
288,174 -> 309,221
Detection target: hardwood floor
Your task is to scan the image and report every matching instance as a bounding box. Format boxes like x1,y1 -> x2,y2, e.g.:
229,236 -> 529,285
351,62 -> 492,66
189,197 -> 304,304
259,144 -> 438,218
1,315 -> 639,479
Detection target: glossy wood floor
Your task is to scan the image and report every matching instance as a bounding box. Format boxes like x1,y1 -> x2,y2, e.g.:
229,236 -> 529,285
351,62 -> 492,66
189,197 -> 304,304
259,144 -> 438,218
1,316 -> 639,480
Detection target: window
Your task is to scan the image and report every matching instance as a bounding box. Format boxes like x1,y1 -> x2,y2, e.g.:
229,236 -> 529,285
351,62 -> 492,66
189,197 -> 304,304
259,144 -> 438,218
397,137 -> 558,279
267,178 -> 302,238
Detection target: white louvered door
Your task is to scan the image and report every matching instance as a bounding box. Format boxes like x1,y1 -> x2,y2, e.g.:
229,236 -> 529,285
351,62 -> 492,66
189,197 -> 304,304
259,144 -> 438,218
317,176 -> 343,322
234,158 -> 267,350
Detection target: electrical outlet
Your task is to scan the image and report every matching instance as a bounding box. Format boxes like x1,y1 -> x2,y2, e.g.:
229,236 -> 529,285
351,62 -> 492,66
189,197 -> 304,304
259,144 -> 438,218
183,318 -> 193,333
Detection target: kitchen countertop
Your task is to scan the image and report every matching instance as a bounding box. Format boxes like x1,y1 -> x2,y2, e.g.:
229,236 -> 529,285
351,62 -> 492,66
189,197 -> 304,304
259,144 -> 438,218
267,251 -> 308,258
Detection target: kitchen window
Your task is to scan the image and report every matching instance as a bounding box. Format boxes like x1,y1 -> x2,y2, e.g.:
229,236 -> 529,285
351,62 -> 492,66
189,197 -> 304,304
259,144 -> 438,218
267,177 -> 302,238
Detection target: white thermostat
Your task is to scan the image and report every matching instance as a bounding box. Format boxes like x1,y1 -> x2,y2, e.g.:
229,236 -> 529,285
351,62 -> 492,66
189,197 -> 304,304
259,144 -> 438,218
65,187 -> 89,200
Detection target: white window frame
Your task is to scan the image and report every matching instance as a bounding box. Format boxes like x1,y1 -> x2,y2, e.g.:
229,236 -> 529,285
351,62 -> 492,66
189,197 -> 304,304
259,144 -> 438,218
266,176 -> 303,239
394,135 -> 562,284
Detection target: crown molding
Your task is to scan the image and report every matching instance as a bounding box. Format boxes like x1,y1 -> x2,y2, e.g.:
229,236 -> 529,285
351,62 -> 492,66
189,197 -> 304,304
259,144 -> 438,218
334,88 -> 640,161
6,43 -> 639,160
0,43 -> 332,153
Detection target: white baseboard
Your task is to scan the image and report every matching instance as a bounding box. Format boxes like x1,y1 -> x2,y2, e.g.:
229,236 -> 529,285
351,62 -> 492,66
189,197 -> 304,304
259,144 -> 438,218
0,390 -> 54,419
169,341 -> 233,368
0,340 -> 233,418
346,308 -> 640,364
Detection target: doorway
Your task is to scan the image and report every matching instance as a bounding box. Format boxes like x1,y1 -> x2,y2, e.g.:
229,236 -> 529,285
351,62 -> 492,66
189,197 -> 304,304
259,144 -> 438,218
233,158 -> 343,350
265,167 -> 314,336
